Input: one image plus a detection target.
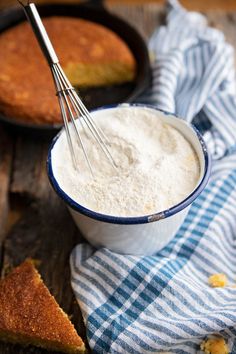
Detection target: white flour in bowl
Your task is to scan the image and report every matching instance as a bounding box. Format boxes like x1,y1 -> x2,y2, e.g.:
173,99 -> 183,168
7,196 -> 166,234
51,106 -> 200,217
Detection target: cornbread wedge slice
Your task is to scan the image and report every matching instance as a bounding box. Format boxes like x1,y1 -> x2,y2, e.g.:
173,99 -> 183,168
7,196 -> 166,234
0,260 -> 85,353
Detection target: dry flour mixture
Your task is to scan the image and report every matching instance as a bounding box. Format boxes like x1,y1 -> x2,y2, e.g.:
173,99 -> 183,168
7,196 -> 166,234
52,106 -> 200,217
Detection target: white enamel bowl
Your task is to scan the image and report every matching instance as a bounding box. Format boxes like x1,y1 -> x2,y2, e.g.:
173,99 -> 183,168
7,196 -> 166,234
47,105 -> 211,255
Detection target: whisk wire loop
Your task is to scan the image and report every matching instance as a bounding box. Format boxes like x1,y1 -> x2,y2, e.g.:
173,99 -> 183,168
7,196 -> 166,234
54,63 -> 117,173
19,2 -> 117,176
51,65 -> 77,168
55,64 -> 117,169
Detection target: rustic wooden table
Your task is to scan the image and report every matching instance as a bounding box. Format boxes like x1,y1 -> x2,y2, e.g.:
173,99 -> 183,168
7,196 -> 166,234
0,2 -> 236,353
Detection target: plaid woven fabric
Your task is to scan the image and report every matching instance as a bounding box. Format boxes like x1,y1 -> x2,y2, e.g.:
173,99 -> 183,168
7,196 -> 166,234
70,1 -> 236,352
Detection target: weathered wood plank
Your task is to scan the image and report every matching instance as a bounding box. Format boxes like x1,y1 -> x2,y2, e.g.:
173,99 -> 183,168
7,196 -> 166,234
10,136 -> 51,200
0,126 -> 12,240
107,3 -> 164,40
107,4 -> 236,50
2,0 -> 236,12
0,193 -> 87,353
1,131 -> 88,353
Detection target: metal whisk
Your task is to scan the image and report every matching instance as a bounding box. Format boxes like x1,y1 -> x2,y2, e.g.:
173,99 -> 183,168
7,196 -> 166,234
19,1 -> 116,175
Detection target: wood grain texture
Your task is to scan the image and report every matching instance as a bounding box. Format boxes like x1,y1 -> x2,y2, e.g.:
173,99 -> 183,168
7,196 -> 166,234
0,199 -> 86,353
10,137 -> 51,200
0,126 -> 13,250
107,4 -> 236,70
0,2 -> 236,353
0,132 -> 87,353
107,3 -> 164,40
1,0 -> 236,12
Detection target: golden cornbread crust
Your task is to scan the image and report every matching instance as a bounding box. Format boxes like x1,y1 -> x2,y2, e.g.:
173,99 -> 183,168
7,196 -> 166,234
0,16 -> 136,125
0,260 -> 85,353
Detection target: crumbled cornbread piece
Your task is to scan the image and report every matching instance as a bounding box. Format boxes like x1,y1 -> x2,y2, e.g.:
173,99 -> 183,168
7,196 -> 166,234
208,273 -> 227,288
200,337 -> 228,354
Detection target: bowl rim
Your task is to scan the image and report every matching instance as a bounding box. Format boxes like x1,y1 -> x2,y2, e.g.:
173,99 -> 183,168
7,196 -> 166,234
47,104 -> 211,225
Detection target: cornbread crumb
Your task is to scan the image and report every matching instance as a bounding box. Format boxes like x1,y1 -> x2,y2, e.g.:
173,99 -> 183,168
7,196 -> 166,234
208,273 -> 227,288
200,337 -> 228,354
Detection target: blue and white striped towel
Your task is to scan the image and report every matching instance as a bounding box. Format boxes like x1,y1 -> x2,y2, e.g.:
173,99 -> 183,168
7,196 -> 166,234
70,1 -> 236,352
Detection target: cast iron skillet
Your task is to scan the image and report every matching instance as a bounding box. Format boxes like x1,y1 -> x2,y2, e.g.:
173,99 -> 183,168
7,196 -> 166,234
0,1 -> 151,136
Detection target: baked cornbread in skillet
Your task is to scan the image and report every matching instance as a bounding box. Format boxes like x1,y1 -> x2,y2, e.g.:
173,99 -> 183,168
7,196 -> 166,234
0,260 -> 85,353
0,17 -> 136,125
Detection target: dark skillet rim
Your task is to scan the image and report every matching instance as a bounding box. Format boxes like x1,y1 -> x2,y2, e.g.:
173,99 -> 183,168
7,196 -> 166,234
47,104 -> 211,225
0,112 -> 62,130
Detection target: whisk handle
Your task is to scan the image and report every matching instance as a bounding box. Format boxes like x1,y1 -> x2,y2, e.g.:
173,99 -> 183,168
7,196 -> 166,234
22,3 -> 59,65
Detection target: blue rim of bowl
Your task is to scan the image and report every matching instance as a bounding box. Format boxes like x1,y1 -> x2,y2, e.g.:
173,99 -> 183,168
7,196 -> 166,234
47,104 -> 211,225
